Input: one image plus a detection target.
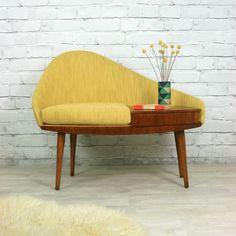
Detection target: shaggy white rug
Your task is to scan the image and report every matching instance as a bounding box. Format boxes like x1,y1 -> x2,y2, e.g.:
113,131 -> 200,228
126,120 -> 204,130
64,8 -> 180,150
0,196 -> 146,236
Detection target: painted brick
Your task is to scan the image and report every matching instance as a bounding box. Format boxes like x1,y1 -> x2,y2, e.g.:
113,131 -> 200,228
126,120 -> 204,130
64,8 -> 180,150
13,33 -> 38,45
19,0 -> 48,6
28,46 -> 52,58
0,110 -> 18,122
122,19 -> 164,31
202,96 -> 234,107
224,108 -> 236,121
13,134 -> 47,147
0,0 -> 19,7
203,44 -> 234,56
181,7 -> 209,18
10,85 -> 31,97
119,135 -> 157,146
0,8 -> 7,19
102,6 -> 127,18
215,134 -> 236,145
200,71 -> 236,83
171,71 -> 200,83
8,7 -> 28,19
13,21 -> 41,32
0,1 -> 235,165
229,7 -> 236,17
194,19 -> 235,31
201,0 -> 236,5
197,58 -> 216,70
8,59 -> 46,71
0,98 -> 16,109
0,22 -> 12,32
165,19 -> 193,30
0,136 -> 12,146
228,84 -> 236,95
74,32 -> 96,44
195,133 -> 215,145
57,7 -> 77,19
216,58 -> 236,69
41,20 -> 82,31
77,6 -> 102,18
29,7 -> 58,19
127,5 -> 158,17
91,136 -> 118,146
181,45 -> 202,56
15,98 -> 32,109
0,85 -> 10,97
172,83 -> 208,96
203,120 -> 233,132
208,7 -> 229,18
94,32 -> 125,44
20,72 -> 42,84
2,46 -> 28,59
160,6 -> 181,18
82,19 -> 121,32
207,84 -> 228,95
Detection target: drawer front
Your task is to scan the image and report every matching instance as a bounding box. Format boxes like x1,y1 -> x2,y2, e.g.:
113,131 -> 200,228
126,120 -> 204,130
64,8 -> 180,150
131,110 -> 200,127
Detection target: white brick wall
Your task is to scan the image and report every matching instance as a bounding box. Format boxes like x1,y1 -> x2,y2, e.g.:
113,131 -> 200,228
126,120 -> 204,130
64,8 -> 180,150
0,0 -> 236,165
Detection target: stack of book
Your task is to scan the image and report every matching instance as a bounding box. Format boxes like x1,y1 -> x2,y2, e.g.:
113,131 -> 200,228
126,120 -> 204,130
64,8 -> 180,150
132,104 -> 170,110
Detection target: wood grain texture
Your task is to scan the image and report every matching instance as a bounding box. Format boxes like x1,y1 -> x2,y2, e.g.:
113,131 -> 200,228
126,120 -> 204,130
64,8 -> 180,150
174,132 -> 183,178
70,134 -> 77,177
41,107 -> 201,135
55,133 -> 65,190
41,123 -> 201,135
131,107 -> 200,127
43,107 -> 201,190
174,130 -> 189,188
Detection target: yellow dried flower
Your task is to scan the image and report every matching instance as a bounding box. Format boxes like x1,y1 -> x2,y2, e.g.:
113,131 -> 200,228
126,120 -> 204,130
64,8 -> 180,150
171,44 -> 174,48
159,49 -> 165,55
176,50 -> 180,55
163,57 -> 167,63
177,45 -> 181,49
163,44 -> 168,49
142,49 -> 146,54
150,44 -> 154,48
171,50 -> 175,55
158,40 -> 163,45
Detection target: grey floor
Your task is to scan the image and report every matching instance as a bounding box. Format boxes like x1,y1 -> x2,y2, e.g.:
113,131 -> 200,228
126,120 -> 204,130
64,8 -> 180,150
1,164 -> 236,236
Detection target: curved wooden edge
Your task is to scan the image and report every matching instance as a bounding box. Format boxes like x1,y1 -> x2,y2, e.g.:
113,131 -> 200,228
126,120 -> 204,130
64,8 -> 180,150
41,123 -> 202,135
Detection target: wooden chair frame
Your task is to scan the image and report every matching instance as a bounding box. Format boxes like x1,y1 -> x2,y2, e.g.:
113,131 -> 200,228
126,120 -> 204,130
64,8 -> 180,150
41,107 -> 201,190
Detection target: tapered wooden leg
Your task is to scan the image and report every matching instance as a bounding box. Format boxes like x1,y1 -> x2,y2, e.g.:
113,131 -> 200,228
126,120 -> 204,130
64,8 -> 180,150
174,132 -> 183,178
174,130 -> 189,188
55,133 -> 65,190
70,134 -> 77,176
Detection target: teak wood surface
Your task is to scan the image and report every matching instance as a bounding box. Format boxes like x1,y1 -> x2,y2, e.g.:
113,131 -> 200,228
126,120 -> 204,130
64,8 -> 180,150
41,107 -> 201,190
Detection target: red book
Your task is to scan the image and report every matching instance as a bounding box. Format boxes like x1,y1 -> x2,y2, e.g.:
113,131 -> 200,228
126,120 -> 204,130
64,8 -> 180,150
132,104 -> 167,110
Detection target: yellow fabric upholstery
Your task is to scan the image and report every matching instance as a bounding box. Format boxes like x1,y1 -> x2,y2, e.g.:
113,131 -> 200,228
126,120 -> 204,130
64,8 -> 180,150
32,50 -> 205,126
41,103 -> 131,125
32,51 -> 157,126
171,89 -> 205,123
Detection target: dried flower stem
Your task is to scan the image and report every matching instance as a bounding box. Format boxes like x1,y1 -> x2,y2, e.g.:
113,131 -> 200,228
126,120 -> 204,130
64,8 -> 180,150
151,48 -> 161,76
166,54 -> 177,81
166,54 -> 173,81
145,53 -> 159,81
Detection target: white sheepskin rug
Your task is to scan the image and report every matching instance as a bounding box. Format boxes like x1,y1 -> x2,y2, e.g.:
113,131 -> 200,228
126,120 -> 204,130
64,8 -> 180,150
0,196 -> 146,236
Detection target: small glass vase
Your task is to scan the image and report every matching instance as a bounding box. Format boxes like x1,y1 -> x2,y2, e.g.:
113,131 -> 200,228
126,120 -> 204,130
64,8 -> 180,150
158,81 -> 171,105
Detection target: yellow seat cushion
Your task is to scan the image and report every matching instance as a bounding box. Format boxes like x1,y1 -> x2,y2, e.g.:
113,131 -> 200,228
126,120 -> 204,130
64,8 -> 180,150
41,103 -> 131,125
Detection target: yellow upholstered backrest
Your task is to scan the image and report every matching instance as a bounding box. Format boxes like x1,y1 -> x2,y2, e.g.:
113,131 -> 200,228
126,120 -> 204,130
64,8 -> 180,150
32,51 -> 157,126
33,50 -> 205,126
